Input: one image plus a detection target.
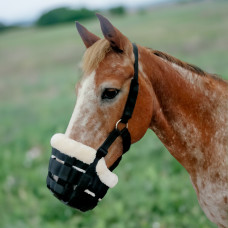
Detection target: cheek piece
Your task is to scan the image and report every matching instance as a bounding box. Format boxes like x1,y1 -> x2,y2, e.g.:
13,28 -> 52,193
46,43 -> 139,212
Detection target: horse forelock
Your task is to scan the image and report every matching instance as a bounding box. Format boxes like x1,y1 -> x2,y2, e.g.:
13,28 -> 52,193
82,39 -> 111,74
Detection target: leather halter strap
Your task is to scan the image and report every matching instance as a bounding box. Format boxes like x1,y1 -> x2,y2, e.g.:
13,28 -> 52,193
96,43 -> 139,168
121,43 -> 139,124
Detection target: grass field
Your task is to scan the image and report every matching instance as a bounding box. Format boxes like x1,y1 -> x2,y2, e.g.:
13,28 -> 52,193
0,1 -> 228,227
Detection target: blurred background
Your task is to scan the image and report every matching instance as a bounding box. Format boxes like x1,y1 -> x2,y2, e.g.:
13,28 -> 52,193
0,0 -> 227,227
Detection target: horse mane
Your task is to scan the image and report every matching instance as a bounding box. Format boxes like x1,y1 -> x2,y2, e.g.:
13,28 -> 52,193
82,39 -> 111,74
150,49 -> 206,76
151,49 -> 228,83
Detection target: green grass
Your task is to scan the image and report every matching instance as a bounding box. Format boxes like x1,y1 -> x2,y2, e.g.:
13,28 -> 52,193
0,1 -> 227,227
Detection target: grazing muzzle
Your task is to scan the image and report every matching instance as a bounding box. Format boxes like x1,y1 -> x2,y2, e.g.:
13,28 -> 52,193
46,43 -> 139,212
47,134 -> 119,211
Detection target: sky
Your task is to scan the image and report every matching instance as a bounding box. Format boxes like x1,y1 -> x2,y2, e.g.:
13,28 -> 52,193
0,0 -> 164,25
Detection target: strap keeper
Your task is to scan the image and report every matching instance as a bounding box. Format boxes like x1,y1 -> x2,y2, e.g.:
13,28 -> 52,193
96,147 -> 108,159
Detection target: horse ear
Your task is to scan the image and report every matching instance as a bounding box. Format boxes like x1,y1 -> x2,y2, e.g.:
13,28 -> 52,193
76,22 -> 100,48
96,13 -> 129,52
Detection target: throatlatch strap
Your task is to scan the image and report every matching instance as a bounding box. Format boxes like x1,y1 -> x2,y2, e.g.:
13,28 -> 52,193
121,43 -> 139,124
120,128 -> 131,153
109,128 -> 131,171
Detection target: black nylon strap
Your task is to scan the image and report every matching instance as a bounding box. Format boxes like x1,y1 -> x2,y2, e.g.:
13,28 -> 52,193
120,128 -> 131,153
109,127 -> 131,170
96,129 -> 121,158
48,158 -> 72,182
48,157 -> 83,184
52,148 -> 89,170
96,126 -> 131,159
52,148 -> 75,166
96,43 -> 138,166
47,175 -> 66,195
121,43 -> 139,124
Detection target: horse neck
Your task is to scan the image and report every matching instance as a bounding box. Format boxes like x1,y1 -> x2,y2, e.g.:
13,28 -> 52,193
139,46 -> 228,175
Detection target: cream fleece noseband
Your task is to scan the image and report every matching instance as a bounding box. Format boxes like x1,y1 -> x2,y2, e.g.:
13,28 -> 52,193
51,133 -> 118,188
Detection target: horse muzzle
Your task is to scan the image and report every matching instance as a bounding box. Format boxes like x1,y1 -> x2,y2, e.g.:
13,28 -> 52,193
46,133 -> 118,212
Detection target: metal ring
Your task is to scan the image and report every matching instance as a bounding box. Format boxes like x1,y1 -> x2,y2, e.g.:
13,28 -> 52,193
115,119 -> 128,130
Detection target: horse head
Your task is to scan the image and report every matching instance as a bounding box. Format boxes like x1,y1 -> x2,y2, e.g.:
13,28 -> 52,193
47,14 -> 153,211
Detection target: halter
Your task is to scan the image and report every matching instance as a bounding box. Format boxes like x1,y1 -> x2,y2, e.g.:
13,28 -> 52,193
96,43 -> 139,169
47,43 -> 139,211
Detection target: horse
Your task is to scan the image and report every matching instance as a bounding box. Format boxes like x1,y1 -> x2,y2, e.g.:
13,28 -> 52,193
52,14 -> 228,227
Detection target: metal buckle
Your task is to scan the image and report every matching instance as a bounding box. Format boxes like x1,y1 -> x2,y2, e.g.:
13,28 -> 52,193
115,119 -> 128,130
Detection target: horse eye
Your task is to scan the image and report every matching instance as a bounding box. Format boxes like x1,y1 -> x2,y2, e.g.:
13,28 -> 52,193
102,88 -> 120,100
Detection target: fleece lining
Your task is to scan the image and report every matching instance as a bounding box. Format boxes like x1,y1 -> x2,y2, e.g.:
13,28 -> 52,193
50,133 -> 118,188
